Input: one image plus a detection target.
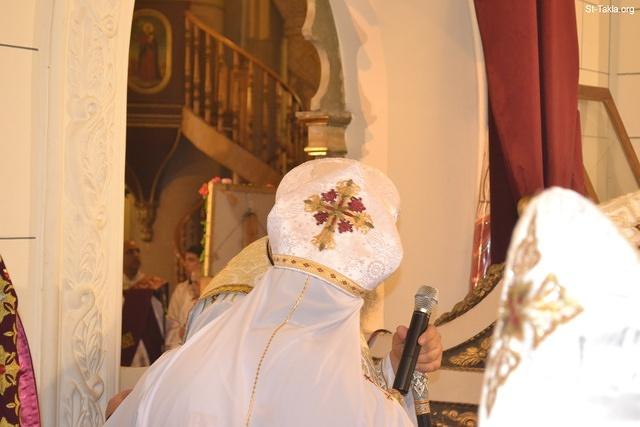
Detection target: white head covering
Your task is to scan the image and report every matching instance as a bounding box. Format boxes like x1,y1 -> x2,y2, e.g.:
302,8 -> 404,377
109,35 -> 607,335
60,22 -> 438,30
479,188 -> 640,426
269,157 -> 402,291
120,158 -> 411,426
598,189 -> 640,249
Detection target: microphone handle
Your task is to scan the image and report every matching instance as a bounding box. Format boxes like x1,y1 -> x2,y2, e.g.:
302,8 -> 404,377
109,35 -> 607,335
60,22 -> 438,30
392,310 -> 430,394
417,414 -> 432,427
414,373 -> 432,427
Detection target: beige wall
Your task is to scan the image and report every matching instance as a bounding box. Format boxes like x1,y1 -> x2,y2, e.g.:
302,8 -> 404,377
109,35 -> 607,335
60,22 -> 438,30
329,0 -> 484,329
0,0 -> 42,387
612,1 -> 640,161
577,0 -> 640,201
576,0 -> 612,87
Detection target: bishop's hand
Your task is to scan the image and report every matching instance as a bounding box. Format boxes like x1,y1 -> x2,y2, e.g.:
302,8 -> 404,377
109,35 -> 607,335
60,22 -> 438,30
390,324 -> 442,375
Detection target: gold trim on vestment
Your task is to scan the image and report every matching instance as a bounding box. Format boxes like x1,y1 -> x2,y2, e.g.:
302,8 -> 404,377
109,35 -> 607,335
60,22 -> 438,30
200,284 -> 254,300
363,373 -> 403,403
271,254 -> 368,298
359,333 -> 404,404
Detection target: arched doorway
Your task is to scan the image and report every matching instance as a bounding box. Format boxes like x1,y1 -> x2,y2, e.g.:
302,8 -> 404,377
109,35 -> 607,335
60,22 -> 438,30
39,0 -> 348,425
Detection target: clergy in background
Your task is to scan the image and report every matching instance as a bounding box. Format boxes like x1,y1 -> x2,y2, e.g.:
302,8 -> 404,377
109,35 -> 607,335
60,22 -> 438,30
165,244 -> 203,350
121,240 -> 168,367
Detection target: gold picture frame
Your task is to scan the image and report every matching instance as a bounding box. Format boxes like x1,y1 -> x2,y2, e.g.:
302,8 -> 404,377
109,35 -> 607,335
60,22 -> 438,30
128,9 -> 173,95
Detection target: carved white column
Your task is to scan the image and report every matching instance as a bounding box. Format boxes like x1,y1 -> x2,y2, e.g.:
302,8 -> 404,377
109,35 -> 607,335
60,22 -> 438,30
38,0 -> 134,425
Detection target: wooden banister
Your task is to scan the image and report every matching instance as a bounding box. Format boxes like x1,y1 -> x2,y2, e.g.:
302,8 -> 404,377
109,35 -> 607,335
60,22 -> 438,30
184,17 -> 192,107
204,34 -> 213,123
184,11 -> 306,176
185,10 -> 302,105
579,84 -> 640,189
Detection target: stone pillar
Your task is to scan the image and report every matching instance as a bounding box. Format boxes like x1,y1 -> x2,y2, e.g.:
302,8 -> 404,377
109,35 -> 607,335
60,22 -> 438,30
297,110 -> 351,157
297,0 -> 350,157
37,0 -> 134,424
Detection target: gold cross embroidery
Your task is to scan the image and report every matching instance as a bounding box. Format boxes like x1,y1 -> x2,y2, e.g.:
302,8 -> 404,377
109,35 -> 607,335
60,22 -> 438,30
484,214 -> 583,415
304,179 -> 374,251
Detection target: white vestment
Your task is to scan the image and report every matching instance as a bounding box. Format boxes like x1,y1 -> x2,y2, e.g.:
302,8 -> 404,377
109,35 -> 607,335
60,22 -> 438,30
480,188 -> 640,426
109,157 -> 415,426
185,289 -> 416,420
108,268 -> 413,426
164,279 -> 199,350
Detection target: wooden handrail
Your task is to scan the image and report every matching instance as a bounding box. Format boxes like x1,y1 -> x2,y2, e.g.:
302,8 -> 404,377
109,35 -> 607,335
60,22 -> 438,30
578,85 -> 610,101
578,84 -> 640,189
184,11 -> 307,178
185,11 -> 302,106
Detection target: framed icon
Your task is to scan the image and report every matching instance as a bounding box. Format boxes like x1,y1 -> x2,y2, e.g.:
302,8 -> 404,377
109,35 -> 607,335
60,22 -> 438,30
202,183 -> 276,277
128,9 -> 172,94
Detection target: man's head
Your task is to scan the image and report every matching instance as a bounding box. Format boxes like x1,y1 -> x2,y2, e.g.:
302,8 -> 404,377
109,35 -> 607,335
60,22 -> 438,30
123,240 -> 141,278
182,244 -> 203,277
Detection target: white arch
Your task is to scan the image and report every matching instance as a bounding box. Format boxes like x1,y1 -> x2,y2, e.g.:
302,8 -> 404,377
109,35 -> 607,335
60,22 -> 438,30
35,0 -> 134,424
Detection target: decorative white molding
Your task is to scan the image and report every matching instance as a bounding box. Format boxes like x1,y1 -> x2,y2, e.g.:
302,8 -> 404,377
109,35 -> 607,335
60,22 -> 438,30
61,0 -> 119,424
38,0 -> 133,425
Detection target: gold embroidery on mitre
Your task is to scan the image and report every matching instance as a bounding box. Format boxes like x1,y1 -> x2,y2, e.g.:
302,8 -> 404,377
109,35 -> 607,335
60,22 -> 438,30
304,179 -> 374,251
272,254 -> 368,298
484,214 -> 583,415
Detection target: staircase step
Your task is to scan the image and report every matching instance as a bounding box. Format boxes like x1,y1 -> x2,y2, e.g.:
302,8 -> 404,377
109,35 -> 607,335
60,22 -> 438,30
181,106 -> 283,185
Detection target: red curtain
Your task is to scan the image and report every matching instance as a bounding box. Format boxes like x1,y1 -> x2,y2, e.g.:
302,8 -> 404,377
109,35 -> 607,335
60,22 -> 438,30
474,0 -> 586,262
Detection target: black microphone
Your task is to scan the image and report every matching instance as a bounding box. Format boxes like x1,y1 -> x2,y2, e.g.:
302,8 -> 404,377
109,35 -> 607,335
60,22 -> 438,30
392,285 -> 439,395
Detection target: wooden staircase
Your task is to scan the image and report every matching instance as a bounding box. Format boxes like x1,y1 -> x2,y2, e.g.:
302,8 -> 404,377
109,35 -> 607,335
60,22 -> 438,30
183,11 -> 307,184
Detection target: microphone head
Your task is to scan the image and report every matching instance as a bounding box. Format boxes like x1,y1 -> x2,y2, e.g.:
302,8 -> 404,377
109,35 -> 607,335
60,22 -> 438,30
414,285 -> 438,312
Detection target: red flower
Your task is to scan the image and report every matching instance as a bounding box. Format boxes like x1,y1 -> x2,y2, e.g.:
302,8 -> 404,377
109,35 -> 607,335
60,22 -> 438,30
321,189 -> 338,203
338,220 -> 353,233
198,183 -> 209,198
348,197 -> 365,212
314,211 -> 329,225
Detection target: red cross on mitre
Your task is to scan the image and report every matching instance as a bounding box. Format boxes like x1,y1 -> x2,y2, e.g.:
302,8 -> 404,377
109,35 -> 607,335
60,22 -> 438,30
303,179 -> 374,251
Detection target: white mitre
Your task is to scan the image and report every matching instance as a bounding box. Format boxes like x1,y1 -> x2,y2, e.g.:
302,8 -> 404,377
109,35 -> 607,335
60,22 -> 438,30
479,187 -> 640,426
599,189 -> 640,249
269,156 -> 403,292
